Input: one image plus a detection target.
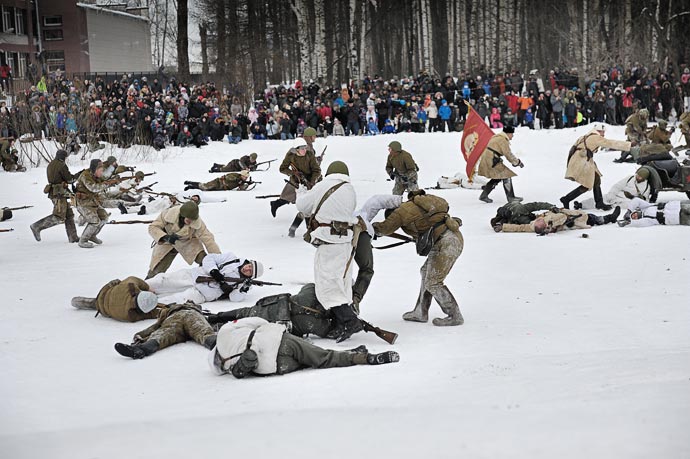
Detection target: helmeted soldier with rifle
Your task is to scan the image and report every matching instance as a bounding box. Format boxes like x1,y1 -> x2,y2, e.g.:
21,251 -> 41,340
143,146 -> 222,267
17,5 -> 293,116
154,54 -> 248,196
385,141 -> 419,195
270,136 -> 322,237
184,170 -> 259,191
30,149 -> 80,244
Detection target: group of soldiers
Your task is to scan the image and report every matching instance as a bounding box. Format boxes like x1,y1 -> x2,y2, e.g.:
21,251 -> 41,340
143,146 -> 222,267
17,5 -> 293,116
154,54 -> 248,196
7,106 -> 689,380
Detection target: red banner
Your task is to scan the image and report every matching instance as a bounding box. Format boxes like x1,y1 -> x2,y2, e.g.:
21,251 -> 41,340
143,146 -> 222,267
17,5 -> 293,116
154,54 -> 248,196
461,103 -> 494,180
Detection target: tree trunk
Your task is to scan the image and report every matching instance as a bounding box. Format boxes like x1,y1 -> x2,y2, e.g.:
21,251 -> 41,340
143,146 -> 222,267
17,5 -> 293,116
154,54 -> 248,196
314,0 -> 327,81
200,22 -> 209,80
216,0 -> 226,76
177,0 -> 190,79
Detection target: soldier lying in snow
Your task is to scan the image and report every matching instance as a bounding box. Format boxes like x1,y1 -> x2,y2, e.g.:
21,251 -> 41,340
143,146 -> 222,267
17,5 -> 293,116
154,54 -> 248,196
493,205 -> 621,234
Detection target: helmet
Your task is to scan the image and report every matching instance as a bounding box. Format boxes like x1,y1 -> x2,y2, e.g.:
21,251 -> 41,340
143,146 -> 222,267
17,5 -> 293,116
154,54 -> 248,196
293,138 -> 308,149
639,108 -> 649,118
303,127 -> 317,137
326,161 -> 349,176
658,120 -> 668,129
136,291 -> 158,313
179,201 -> 199,220
388,141 -> 402,152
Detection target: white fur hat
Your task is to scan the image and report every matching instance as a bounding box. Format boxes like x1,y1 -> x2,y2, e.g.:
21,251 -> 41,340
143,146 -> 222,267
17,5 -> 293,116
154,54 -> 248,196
137,291 -> 158,313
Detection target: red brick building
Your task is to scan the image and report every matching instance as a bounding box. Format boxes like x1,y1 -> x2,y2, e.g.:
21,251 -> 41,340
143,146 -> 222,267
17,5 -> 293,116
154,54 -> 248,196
0,0 -> 151,82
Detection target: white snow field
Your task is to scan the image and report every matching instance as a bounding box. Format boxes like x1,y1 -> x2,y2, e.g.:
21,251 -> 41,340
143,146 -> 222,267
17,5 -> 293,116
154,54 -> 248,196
1,126 -> 689,459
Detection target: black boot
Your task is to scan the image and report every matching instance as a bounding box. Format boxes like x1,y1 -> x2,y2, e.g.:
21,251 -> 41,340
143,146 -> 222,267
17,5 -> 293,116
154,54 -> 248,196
118,202 -> 128,214
502,178 -> 523,202
203,335 -> 217,350
184,181 -> 200,191
560,186 -> 588,209
270,199 -> 288,218
326,304 -> 363,343
287,213 -> 304,237
479,179 -> 499,203
65,215 -> 79,243
366,351 -> 400,365
593,185 -> 612,210
209,163 -> 222,173
114,339 -> 159,359
603,206 -> 621,224
137,205 -> 146,215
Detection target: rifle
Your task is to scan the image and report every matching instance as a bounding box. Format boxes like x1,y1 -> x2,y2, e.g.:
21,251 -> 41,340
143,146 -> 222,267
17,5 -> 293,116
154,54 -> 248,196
317,145 -> 328,164
195,276 -> 283,286
121,181 -> 159,193
108,219 -> 154,224
373,232 -> 414,250
0,228 -> 14,232
3,205 -> 33,211
254,158 -> 277,171
120,172 -> 157,180
289,162 -> 311,188
360,318 -> 398,345
255,194 -> 281,199
241,180 -> 262,191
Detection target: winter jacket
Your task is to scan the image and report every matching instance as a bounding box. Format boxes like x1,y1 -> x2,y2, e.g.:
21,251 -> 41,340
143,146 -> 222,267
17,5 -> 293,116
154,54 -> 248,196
501,209 -> 590,233
477,132 -> 520,180
95,276 -> 160,322
626,198 -> 682,226
296,172 -> 357,244
385,150 -> 418,177
148,205 -> 221,271
211,318 -> 286,375
373,194 -> 461,243
565,130 -> 631,189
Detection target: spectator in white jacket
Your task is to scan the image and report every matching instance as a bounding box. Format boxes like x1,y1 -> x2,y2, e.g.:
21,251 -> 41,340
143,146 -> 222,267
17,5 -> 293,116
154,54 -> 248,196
147,252 -> 264,304
296,160 -> 363,342
209,317 -> 399,378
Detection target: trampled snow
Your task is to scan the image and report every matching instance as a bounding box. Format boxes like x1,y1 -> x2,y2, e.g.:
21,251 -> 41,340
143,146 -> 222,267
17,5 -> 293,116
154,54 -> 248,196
1,127 -> 688,458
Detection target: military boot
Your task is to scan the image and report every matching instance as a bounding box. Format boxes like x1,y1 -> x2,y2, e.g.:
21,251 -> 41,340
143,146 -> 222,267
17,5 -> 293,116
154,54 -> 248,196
137,205 -> 146,215
71,296 -> 97,310
431,286 -> 464,326
117,202 -> 128,214
593,185 -> 612,210
209,163 -> 222,173
560,185 -> 588,209
402,289 -> 432,322
65,216 -> 79,243
114,340 -> 160,360
287,213 -> 304,238
478,179 -> 499,203
326,304 -> 363,343
603,206 -> 621,224
78,223 -> 98,248
29,215 -> 62,242
270,198 -> 288,218
502,178 -> 523,202
183,181 -> 201,191
89,220 -> 107,245
203,335 -> 217,350
352,351 -> 400,365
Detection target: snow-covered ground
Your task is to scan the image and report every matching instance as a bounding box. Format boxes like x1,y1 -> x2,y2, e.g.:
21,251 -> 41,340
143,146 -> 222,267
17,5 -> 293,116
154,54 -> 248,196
1,127 -> 689,459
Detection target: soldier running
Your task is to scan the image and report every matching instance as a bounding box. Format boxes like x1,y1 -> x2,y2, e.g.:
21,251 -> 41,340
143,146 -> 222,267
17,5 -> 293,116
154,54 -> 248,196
74,159 -> 113,248
385,141 -> 419,195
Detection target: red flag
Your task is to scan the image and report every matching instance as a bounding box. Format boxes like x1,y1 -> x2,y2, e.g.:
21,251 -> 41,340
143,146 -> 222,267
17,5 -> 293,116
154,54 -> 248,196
461,103 -> 494,180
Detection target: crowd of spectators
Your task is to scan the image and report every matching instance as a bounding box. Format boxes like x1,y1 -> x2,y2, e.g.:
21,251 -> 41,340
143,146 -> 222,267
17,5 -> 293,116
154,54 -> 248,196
1,62 -> 689,150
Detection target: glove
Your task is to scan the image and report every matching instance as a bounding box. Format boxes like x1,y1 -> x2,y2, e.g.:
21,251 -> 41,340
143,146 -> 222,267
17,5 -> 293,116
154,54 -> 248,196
239,280 -> 252,294
209,269 -> 224,283
516,159 -> 525,168
623,191 -> 634,200
219,282 -> 234,295
231,348 -> 258,379
389,173 -> 395,180
493,223 -> 503,233
160,233 -> 180,244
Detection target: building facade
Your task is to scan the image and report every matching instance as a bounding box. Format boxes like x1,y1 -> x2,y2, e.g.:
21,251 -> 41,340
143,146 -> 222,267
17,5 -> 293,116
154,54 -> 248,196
0,0 -> 151,84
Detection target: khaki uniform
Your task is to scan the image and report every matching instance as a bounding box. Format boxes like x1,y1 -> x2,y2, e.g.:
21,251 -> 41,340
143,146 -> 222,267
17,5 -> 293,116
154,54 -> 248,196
565,131 -> 631,190
147,205 -> 221,277
278,148 -> 321,202
386,150 -> 419,195
648,126 -> 673,150
198,173 -> 248,191
47,158 -> 76,220
135,303 -> 215,350
502,209 -> 590,233
96,276 -> 160,322
221,155 -> 255,172
477,132 -> 520,179
75,169 -> 110,223
373,194 -> 464,324
625,113 -> 648,144
0,140 -> 23,171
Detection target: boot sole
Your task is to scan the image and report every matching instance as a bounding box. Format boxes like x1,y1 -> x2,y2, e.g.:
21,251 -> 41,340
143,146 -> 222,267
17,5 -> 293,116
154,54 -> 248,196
402,315 -> 428,323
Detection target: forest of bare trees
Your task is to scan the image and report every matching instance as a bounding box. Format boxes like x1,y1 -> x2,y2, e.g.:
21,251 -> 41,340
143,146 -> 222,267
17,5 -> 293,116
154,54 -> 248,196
153,0 -> 690,92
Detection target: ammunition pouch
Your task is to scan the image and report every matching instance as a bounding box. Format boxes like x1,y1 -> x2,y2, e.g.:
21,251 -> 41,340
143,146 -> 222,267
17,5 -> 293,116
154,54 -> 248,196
416,220 -> 446,256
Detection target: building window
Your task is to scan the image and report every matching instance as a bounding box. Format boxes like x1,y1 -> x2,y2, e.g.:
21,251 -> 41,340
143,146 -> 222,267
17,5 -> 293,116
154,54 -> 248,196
2,6 -> 13,33
44,29 -> 63,41
14,8 -> 24,34
43,15 -> 63,27
17,53 -> 26,78
44,50 -> 65,73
